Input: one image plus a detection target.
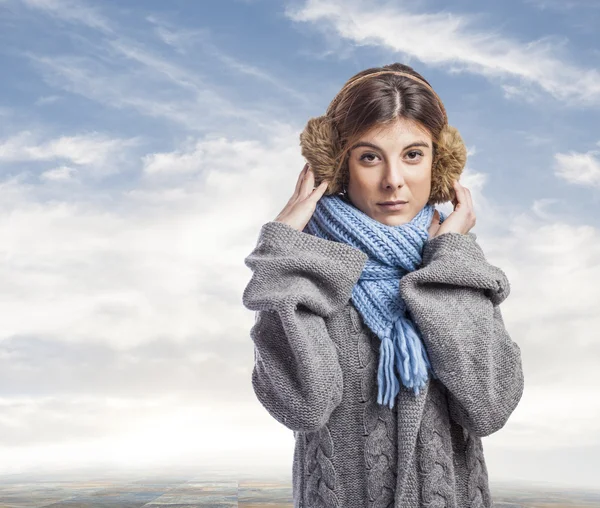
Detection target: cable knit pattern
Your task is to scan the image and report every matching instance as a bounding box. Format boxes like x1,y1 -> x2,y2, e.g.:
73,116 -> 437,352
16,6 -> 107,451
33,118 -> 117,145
417,380 -> 456,508
465,432 -> 491,508
355,308 -> 397,508
304,424 -> 340,508
242,221 -> 524,507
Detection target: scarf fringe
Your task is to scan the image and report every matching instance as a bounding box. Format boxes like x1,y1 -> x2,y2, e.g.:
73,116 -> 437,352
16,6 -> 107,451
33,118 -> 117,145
377,315 -> 435,409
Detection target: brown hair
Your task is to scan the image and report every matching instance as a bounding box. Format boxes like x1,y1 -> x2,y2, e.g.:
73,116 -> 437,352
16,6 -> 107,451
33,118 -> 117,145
299,63 -> 466,205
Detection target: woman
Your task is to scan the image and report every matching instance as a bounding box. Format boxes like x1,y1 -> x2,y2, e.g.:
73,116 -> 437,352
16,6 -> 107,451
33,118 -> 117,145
242,63 -> 524,508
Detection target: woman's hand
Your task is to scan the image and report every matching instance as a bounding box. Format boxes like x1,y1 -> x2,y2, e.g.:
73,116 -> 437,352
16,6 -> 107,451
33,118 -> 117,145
274,164 -> 330,232
430,179 -> 476,239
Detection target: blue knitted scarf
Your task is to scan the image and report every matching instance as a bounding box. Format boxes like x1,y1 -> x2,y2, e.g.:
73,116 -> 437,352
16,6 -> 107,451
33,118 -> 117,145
304,194 -> 447,409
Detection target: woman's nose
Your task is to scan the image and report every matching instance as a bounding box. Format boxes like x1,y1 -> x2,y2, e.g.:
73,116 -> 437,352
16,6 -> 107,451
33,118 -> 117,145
382,163 -> 406,188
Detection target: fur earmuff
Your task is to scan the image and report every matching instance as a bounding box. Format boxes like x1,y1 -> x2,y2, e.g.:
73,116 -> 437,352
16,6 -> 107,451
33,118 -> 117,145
428,124 -> 467,205
298,115 -> 345,196
298,115 -> 467,205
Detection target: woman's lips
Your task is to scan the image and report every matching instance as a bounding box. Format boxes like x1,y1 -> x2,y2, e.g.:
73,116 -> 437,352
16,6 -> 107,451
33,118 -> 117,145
378,202 -> 408,211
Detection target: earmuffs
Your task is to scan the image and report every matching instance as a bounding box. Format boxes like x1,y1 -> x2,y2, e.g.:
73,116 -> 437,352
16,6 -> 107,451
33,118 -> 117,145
298,71 -> 467,206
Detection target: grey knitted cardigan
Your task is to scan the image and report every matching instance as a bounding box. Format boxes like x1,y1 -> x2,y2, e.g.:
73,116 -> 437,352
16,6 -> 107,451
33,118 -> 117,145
242,220 -> 524,508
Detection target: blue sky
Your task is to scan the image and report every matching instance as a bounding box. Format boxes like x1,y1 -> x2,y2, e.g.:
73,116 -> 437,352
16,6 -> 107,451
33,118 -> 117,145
0,0 -> 599,491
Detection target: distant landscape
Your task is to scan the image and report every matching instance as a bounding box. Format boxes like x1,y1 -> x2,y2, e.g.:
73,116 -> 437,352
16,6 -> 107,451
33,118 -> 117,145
0,466 -> 598,507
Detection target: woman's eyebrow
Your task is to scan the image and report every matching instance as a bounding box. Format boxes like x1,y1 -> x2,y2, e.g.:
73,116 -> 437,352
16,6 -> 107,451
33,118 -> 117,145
350,140 -> 430,151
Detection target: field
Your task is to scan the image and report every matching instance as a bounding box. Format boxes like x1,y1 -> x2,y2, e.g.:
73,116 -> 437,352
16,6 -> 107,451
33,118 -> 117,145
0,470 -> 598,507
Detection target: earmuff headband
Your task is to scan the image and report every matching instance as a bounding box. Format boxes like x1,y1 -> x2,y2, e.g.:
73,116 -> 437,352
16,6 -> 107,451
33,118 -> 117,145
326,70 -> 448,125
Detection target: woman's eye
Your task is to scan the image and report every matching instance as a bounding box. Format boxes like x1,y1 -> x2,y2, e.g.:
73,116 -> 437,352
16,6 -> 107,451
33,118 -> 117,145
360,151 -> 424,163
406,150 -> 424,161
359,153 -> 378,163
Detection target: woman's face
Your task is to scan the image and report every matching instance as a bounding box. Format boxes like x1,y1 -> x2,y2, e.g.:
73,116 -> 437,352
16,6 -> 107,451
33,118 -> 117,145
346,117 -> 433,227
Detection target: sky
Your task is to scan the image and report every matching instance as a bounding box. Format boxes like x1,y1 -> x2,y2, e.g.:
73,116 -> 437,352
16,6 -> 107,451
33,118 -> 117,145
0,0 -> 599,491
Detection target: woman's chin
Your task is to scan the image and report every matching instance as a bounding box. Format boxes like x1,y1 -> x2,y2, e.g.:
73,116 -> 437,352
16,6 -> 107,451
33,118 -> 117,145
374,214 -> 413,227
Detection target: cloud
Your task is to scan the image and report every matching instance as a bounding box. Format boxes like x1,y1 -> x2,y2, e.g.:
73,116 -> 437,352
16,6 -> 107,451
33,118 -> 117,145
517,131 -> 554,147
141,136 -> 275,176
0,127 -> 307,474
285,0 -> 600,106
470,210 -> 600,455
524,0 -> 600,10
144,18 -> 312,106
1,121 -> 599,479
34,95 -> 61,106
19,2 -> 311,129
0,394 -> 289,474
0,124 -> 304,352
0,130 -> 138,166
0,130 -> 140,180
145,15 -> 211,55
40,164 -> 77,181
20,0 -> 112,33
26,35 -> 293,134
0,334 -> 250,405
530,198 -> 562,221
553,150 -> 600,187
28,52 -> 231,131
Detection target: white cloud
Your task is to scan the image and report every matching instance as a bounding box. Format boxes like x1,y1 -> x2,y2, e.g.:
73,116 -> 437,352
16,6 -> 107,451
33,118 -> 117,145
34,95 -> 61,106
0,125 -> 303,351
0,396 -> 290,475
0,127 -> 307,476
553,150 -> 600,187
142,136 -> 277,176
518,131 -> 554,147
40,164 -> 77,181
1,123 -> 599,483
27,41 -> 287,133
118,20 -> 312,105
0,130 -> 139,176
530,198 -> 562,221
471,212 -> 600,458
285,0 -> 600,106
21,1 -> 312,123
145,15 -> 210,55
525,0 -> 600,10
20,0 -> 112,33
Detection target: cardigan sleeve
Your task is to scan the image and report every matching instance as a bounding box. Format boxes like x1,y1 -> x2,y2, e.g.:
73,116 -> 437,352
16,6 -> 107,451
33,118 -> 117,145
399,231 -> 524,437
242,220 -> 368,432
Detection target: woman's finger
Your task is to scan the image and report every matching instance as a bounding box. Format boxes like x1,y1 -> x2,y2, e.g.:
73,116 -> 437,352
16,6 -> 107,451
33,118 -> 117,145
311,179 -> 329,200
293,163 -> 309,196
301,165 -> 316,196
451,180 -> 461,208
458,182 -> 471,211
465,188 -> 476,226
464,187 -> 473,214
458,181 -> 473,213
